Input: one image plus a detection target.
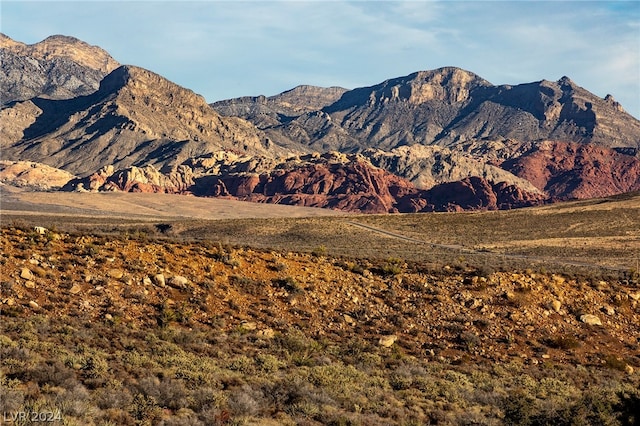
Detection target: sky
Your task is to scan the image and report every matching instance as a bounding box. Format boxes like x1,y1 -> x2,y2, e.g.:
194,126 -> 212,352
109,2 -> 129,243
1,1 -> 639,118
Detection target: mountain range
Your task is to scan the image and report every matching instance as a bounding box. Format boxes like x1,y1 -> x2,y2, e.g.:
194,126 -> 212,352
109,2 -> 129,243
1,33 -> 639,213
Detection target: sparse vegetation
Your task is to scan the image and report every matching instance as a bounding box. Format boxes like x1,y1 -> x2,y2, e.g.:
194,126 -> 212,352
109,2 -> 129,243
1,194 -> 639,425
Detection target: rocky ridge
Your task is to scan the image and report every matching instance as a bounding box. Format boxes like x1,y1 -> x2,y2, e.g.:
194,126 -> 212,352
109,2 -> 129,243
0,34 -> 120,104
213,67 -> 640,153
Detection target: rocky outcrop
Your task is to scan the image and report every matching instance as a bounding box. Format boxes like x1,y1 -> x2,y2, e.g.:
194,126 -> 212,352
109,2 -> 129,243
362,145 -> 543,193
195,159 -> 419,213
503,141 -> 640,200
1,65 -> 291,176
1,34 -> 120,104
63,164 -> 195,193
0,160 -> 76,190
419,177 -> 546,212
63,153 -> 545,213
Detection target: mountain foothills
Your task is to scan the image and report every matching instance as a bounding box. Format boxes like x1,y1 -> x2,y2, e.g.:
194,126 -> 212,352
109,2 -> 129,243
2,34 -> 640,213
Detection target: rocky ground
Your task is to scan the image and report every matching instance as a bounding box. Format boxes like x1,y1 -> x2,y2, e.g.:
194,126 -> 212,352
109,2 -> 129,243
1,225 -> 639,424
2,227 -> 639,367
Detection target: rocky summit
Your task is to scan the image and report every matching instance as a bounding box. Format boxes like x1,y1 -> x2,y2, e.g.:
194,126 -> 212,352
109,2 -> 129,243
0,33 -> 120,104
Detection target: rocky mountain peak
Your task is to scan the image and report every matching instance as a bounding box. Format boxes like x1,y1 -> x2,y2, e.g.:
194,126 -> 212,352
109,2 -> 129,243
3,33 -> 119,74
98,65 -> 207,104
373,67 -> 491,105
557,75 -> 574,87
1,34 -> 120,104
326,67 -> 491,113
275,85 -> 349,112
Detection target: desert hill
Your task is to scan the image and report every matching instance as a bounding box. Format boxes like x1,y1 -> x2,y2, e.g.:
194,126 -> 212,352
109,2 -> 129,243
1,65 -> 289,176
0,33 -> 120,104
503,141 -> 640,200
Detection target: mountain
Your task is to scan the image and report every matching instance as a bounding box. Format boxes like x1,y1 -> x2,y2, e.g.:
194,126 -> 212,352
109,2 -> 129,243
213,85 -> 348,123
1,65 -> 289,176
0,34 -> 120,104
213,67 -> 640,155
212,85 -> 348,152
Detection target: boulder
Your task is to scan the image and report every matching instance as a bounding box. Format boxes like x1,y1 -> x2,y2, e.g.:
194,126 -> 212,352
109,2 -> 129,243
579,314 -> 602,326
169,275 -> 189,289
20,268 -> 34,280
378,335 -> 398,348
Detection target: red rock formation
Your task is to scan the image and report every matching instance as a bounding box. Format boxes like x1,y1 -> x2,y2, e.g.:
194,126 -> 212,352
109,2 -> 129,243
194,161 -> 419,213
503,141 -> 640,200
63,159 -> 546,214
407,177 -> 545,212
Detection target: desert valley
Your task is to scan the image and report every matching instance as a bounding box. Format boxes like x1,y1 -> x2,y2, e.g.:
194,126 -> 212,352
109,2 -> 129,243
1,33 -> 640,425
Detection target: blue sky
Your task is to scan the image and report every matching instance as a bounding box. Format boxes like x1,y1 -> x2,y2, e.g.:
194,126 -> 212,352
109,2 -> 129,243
1,1 -> 639,118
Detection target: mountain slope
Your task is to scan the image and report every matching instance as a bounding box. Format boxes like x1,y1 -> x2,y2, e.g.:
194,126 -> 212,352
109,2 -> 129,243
1,65 -> 289,176
0,33 -> 120,104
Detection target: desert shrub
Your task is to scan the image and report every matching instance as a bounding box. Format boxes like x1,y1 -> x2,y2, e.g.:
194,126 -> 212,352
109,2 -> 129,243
129,393 -> 163,424
96,384 -> 134,410
255,354 -> 284,374
29,360 -> 77,388
157,303 -> 178,328
501,391 -> 536,426
0,385 -> 24,413
601,354 -> 629,372
82,355 -> 110,379
312,245 -> 327,257
55,384 -> 91,417
137,376 -> 189,411
457,332 -> 481,351
227,384 -> 266,417
272,276 -> 303,294
229,275 -> 265,296
544,335 -> 581,350
267,261 -> 287,272
378,262 -> 402,277
227,355 -> 255,374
